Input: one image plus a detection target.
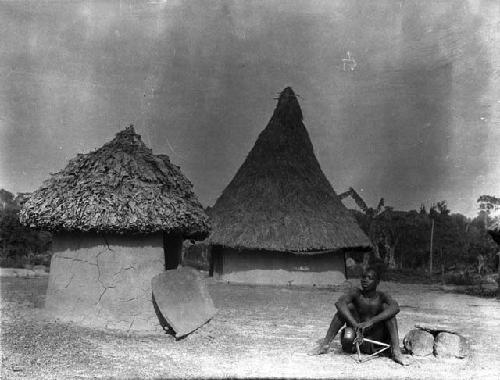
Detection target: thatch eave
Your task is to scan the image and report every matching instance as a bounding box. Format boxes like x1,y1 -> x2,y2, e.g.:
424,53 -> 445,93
211,243 -> 372,255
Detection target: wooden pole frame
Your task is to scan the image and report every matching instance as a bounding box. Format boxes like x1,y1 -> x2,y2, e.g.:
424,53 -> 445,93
353,328 -> 391,363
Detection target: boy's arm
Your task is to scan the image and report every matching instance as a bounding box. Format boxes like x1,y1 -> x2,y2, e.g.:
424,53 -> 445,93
358,292 -> 400,330
334,289 -> 360,327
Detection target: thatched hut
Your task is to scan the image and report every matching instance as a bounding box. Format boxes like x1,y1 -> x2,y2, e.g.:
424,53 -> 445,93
208,87 -> 371,286
20,126 -> 209,331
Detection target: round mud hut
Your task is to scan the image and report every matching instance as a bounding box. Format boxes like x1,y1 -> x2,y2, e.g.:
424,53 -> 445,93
208,87 -> 371,287
20,126 -> 209,331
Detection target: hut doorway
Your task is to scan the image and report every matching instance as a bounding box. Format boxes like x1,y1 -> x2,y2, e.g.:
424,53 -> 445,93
164,234 -> 183,270
209,245 -> 223,277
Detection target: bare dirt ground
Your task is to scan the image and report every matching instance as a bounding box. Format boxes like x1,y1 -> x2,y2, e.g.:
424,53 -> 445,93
1,276 -> 499,379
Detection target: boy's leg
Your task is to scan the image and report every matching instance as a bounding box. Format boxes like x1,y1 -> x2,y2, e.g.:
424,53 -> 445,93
384,316 -> 409,365
340,326 -> 356,353
326,303 -> 359,345
360,322 -> 387,354
312,313 -> 344,354
324,313 -> 345,344
314,303 -> 358,355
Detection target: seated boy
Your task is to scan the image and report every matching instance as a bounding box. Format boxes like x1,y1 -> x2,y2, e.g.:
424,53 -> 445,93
312,267 -> 409,365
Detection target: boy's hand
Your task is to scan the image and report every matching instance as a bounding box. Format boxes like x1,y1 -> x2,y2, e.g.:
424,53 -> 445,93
357,320 -> 374,332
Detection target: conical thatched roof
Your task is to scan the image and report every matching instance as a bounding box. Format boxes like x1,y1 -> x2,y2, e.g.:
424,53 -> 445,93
208,87 -> 371,253
20,126 -> 209,239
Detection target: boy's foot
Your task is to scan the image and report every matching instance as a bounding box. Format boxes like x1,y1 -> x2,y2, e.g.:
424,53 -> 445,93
392,351 -> 410,366
309,344 -> 330,355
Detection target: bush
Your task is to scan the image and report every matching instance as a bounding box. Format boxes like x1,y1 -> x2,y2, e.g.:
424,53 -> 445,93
0,252 -> 52,269
1,189 -> 52,268
383,268 -> 436,284
457,287 -> 498,298
31,253 -> 52,266
0,255 -> 31,269
444,271 -> 479,286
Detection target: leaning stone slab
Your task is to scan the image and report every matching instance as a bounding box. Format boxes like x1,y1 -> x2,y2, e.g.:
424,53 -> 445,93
403,329 -> 435,356
152,267 -> 217,339
434,332 -> 469,359
415,323 -> 459,335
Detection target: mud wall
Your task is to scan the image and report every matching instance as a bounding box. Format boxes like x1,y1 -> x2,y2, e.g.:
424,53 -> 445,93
45,232 -> 165,331
214,248 -> 346,287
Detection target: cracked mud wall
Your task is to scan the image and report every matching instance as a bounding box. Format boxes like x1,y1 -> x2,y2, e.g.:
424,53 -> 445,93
45,232 -> 165,332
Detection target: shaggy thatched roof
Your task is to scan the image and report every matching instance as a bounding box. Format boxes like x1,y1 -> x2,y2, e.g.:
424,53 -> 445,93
20,126 -> 209,239
208,87 -> 371,253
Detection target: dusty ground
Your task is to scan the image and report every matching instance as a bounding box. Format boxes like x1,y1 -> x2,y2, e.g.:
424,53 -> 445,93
1,276 -> 499,379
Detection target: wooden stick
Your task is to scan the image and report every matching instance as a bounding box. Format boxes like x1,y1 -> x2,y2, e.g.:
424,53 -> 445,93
353,337 -> 390,363
362,337 -> 390,347
359,345 -> 391,363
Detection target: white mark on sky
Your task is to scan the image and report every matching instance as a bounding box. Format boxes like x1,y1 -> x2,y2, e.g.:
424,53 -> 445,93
342,51 -> 357,71
165,137 -> 176,155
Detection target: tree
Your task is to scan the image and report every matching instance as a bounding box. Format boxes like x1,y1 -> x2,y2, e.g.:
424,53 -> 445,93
345,192 -> 427,270
477,195 -> 500,213
340,187 -> 384,261
436,201 -> 450,216
348,193 -> 499,274
375,209 -> 401,269
397,210 -> 431,270
0,188 -> 52,267
477,195 -> 500,297
477,194 -> 500,251
0,189 -> 17,256
419,204 -> 427,215
371,208 -> 430,270
0,189 -> 16,210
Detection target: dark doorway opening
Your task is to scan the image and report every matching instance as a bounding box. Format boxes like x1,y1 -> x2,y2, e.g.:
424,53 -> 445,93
209,245 -> 223,277
164,234 -> 183,270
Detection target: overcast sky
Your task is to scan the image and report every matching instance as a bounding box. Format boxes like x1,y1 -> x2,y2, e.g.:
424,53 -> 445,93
1,0 -> 499,217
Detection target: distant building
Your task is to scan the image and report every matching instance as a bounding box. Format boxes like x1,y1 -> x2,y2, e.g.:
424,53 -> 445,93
208,87 -> 371,286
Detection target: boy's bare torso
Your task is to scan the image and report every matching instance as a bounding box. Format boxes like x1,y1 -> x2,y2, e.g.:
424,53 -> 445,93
349,289 -> 388,323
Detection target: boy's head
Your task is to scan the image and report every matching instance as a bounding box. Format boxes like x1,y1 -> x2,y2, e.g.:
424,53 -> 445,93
360,267 -> 380,291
